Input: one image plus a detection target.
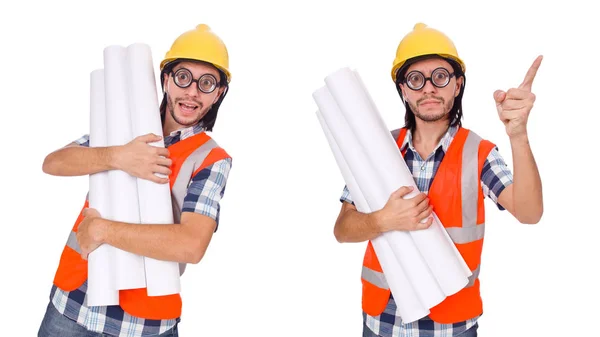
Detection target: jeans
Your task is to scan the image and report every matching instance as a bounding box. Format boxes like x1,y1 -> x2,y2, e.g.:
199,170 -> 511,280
362,322 -> 478,337
37,302 -> 179,337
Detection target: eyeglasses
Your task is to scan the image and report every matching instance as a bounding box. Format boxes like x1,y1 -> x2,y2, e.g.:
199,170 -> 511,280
404,67 -> 455,91
170,68 -> 220,93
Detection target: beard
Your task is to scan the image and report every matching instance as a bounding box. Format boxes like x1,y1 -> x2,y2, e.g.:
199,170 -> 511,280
408,95 -> 455,122
166,93 -> 206,127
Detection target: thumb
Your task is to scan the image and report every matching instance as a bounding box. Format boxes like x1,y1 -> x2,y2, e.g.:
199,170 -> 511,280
494,90 -> 506,117
391,186 -> 414,199
138,133 -> 163,143
494,90 -> 506,105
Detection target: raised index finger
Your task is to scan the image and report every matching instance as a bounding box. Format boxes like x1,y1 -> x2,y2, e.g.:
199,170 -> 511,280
519,55 -> 543,91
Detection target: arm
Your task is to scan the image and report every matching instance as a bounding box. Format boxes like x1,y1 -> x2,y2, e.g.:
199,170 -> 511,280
42,138 -> 118,176
42,133 -> 172,184
481,146 -> 542,224
77,157 -> 232,263
493,55 -> 544,224
334,186 -> 433,243
94,212 -> 216,264
334,201 -> 383,243
498,137 -> 543,223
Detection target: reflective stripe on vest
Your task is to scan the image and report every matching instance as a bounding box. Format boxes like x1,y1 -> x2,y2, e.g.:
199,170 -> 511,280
362,266 -> 389,290
361,128 -> 484,289
171,138 -> 218,224
362,263 -> 481,290
459,131 -> 484,240
66,231 -> 81,254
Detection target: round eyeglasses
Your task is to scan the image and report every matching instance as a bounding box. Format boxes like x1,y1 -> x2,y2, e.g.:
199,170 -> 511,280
170,68 -> 219,94
404,67 -> 455,91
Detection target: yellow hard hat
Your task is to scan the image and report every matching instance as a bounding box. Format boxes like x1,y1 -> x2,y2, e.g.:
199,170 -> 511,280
391,23 -> 465,82
160,24 -> 231,83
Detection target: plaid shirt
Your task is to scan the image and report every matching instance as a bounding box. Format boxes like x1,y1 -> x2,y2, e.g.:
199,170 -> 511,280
340,125 -> 513,337
49,123 -> 232,337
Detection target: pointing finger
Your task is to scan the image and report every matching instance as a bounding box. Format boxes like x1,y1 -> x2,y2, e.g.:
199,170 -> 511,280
519,55 -> 543,92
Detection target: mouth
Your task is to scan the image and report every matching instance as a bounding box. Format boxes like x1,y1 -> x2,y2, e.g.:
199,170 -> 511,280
178,102 -> 199,115
419,100 -> 442,106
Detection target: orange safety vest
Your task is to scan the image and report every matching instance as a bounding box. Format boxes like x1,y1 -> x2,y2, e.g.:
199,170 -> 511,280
52,131 -> 231,320
361,126 -> 496,324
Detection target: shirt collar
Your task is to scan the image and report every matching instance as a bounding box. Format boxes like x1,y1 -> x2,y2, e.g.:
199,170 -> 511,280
164,123 -> 206,146
400,124 -> 459,154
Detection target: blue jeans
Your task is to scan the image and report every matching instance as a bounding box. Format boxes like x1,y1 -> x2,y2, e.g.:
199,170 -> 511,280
362,322 -> 478,337
37,302 -> 179,337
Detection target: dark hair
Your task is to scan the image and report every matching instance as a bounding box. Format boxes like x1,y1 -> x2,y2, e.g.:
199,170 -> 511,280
394,55 -> 466,132
159,59 -> 229,132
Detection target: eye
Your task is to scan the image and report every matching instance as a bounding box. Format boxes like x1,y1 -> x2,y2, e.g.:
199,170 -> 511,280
174,69 -> 192,86
432,69 -> 450,85
199,76 -> 216,91
406,72 -> 424,88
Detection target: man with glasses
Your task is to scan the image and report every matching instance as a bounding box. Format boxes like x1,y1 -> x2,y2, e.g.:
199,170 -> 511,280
38,24 -> 232,337
333,23 -> 544,336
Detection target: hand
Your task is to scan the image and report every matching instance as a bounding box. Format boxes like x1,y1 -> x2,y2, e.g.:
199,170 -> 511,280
76,208 -> 105,260
494,55 -> 542,139
375,186 -> 434,232
114,133 -> 172,183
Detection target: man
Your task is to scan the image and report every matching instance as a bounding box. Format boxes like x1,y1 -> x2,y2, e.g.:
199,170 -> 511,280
37,24 -> 233,337
334,23 -> 543,337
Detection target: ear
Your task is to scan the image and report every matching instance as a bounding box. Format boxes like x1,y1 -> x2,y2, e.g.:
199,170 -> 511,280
398,83 -> 408,101
455,76 -> 463,97
214,86 -> 226,104
162,73 -> 169,92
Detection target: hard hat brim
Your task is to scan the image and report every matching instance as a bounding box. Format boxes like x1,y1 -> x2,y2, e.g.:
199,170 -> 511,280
160,57 -> 231,83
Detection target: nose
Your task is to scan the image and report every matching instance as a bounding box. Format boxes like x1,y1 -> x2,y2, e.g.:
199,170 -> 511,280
421,78 -> 438,94
183,82 -> 200,97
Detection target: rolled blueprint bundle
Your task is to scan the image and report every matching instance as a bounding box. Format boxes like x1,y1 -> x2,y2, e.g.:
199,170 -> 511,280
313,67 -> 472,322
87,69 -> 119,306
87,43 -> 182,304
127,43 -> 181,296
315,109 -> 430,322
103,45 -> 147,290
325,68 -> 472,292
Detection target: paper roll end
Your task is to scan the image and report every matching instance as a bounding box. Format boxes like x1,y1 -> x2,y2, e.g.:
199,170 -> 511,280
127,43 -> 153,56
324,66 -> 355,82
91,68 -> 104,76
103,44 -> 125,54
127,42 -> 151,49
312,86 -> 329,101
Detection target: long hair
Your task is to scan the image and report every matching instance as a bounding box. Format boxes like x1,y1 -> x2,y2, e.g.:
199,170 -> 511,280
159,59 -> 229,132
394,55 -> 466,132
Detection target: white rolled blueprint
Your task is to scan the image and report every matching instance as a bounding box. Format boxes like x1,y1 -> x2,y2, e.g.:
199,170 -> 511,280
87,69 -> 119,306
315,109 -> 430,322
313,88 -> 440,321
103,45 -> 147,290
313,67 -> 473,322
126,43 -> 181,296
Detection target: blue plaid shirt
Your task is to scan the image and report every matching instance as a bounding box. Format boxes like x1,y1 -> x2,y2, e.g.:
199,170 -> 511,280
49,123 -> 232,337
340,125 -> 514,337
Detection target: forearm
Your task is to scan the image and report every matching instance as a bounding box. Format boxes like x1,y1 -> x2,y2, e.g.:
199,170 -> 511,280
334,204 -> 382,243
42,145 -> 118,176
97,218 -> 205,263
510,134 -> 543,223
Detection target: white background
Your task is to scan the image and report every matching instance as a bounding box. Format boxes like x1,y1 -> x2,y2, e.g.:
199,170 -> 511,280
1,0 -> 598,336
